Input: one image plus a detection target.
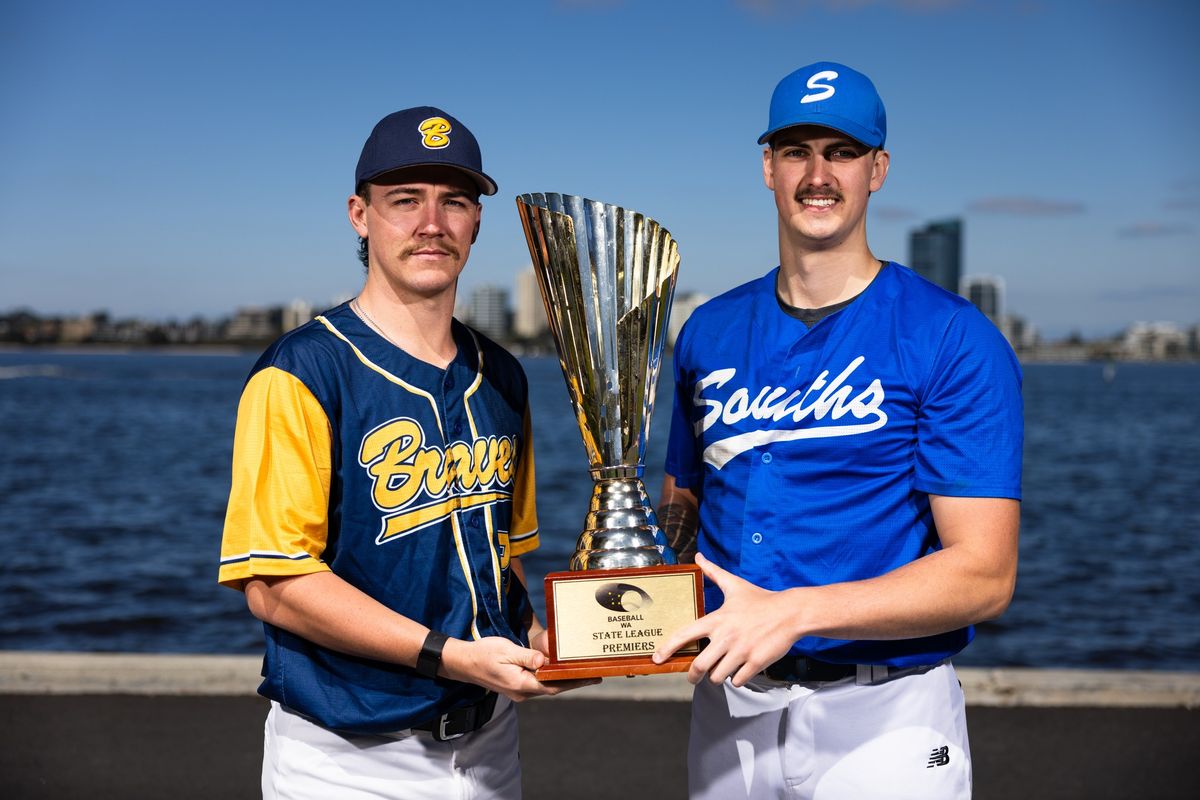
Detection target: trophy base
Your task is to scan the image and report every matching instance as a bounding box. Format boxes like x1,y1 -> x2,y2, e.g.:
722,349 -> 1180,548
536,564 -> 704,681
536,653 -> 697,681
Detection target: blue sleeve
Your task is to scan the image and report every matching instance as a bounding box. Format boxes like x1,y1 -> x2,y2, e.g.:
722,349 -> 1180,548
914,307 -> 1023,499
664,320 -> 703,489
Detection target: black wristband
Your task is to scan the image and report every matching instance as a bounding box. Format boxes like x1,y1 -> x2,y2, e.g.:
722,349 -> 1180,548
415,630 -> 450,679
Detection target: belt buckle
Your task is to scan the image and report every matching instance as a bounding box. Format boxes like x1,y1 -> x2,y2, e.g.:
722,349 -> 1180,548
427,692 -> 495,742
434,710 -> 467,742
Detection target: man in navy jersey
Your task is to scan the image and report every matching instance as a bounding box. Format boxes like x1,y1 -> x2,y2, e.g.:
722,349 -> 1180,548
219,107 -> 589,799
654,63 -> 1022,798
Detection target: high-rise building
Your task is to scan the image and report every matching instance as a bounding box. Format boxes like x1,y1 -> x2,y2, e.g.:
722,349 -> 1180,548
961,275 -> 1004,324
909,219 -> 962,294
513,266 -> 548,339
466,285 -> 510,341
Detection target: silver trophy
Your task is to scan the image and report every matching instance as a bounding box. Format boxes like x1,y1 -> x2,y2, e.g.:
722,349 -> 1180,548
516,193 -> 680,571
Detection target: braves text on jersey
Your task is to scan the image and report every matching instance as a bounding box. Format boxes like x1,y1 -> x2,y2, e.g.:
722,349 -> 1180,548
219,303 -> 539,734
665,263 -> 1022,667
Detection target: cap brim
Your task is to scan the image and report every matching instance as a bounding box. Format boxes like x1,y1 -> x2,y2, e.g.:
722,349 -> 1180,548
359,163 -> 497,196
757,115 -> 883,149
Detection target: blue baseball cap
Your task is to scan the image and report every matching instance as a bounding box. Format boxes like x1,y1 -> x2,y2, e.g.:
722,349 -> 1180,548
355,106 -> 497,196
758,62 -> 886,149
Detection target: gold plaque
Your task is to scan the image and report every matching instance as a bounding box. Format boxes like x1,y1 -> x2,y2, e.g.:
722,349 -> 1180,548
537,564 -> 703,680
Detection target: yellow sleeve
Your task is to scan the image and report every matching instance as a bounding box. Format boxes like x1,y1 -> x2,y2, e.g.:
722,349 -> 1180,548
217,366 -> 334,590
508,406 -> 539,556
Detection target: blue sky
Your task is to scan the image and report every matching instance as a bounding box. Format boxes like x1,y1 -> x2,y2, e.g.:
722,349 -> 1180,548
1,0 -> 1197,338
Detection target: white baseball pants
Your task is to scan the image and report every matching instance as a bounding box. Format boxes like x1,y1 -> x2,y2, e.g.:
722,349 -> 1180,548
688,662 -> 972,799
261,697 -> 521,799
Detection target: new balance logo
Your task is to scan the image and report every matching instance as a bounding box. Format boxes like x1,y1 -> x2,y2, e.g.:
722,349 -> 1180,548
926,746 -> 950,768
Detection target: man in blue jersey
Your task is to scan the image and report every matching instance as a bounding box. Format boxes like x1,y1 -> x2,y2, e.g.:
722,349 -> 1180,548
219,107 -> 588,799
653,63 -> 1023,798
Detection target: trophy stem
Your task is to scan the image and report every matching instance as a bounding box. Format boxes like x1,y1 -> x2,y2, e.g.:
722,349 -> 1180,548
589,465 -> 643,481
569,477 -> 667,571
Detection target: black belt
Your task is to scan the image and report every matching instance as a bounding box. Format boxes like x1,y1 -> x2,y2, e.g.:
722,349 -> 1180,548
763,654 -> 858,683
412,692 -> 499,742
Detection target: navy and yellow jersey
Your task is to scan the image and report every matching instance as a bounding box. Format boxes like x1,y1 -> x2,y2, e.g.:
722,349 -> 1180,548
218,302 -> 539,734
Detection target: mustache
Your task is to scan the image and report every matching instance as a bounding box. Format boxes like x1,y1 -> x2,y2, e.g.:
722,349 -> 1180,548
402,243 -> 460,259
795,187 -> 843,202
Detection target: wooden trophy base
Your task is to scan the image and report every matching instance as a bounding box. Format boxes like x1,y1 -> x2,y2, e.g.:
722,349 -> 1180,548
536,563 -> 704,681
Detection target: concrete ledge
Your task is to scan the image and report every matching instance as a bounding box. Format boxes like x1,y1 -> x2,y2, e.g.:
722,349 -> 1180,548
3,651 -> 1197,708
959,666 -> 1200,708
0,652 -> 262,696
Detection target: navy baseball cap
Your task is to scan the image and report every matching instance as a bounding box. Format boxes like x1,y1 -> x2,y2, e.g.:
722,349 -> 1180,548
355,106 -> 497,196
758,62 -> 886,149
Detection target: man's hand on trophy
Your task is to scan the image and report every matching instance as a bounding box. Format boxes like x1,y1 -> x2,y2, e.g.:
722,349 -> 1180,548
651,553 -> 798,687
441,637 -> 599,700
527,629 -> 605,692
528,628 -> 550,658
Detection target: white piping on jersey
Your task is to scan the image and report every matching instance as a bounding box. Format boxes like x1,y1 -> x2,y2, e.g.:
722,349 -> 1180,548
696,356 -> 889,469
318,314 -> 482,640
461,328 -> 505,611
219,549 -> 318,565
450,512 -> 482,641
315,315 -> 445,438
449,327 -> 490,643
509,527 -> 538,545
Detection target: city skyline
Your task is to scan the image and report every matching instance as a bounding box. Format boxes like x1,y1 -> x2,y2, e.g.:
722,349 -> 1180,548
9,257 -> 1199,360
2,1 -> 1198,339
8,210 -> 1192,346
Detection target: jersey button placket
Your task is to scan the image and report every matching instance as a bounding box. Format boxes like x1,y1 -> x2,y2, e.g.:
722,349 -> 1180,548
753,453 -> 770,542
443,373 -> 463,438
443,393 -> 464,441
741,446 -> 772,574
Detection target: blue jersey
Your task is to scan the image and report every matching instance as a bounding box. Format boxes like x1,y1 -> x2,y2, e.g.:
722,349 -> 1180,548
665,264 -> 1022,667
219,303 -> 539,734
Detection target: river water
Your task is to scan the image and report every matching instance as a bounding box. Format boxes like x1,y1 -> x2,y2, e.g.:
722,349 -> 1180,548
0,351 -> 1196,670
